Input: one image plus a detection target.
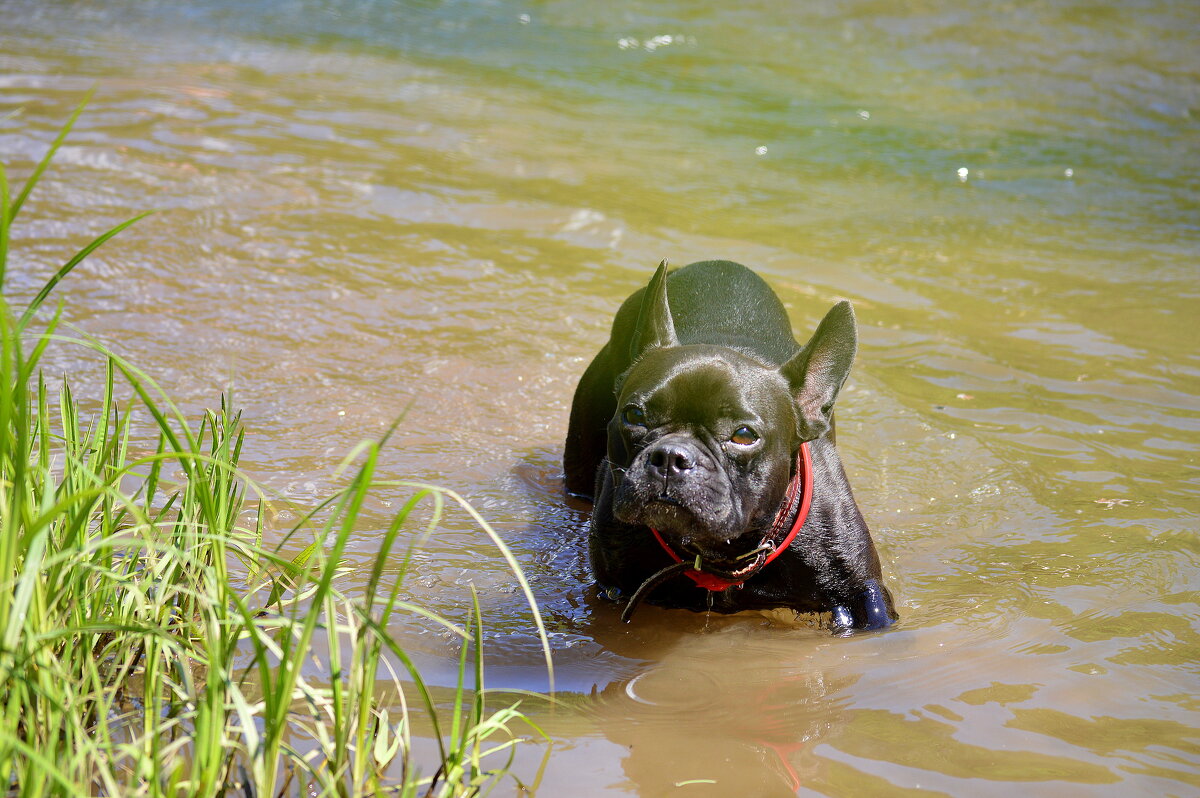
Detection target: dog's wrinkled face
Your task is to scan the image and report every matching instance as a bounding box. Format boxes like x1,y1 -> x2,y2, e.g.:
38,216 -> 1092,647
607,345 -> 799,562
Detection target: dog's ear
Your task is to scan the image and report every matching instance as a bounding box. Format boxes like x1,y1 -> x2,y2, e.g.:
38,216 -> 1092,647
780,300 -> 857,441
629,259 -> 678,359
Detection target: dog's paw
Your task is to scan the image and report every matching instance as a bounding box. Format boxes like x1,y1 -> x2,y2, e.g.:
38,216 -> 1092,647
830,579 -> 896,635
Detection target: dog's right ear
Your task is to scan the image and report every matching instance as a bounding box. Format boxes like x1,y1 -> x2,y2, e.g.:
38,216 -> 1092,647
628,259 -> 678,359
780,300 -> 858,441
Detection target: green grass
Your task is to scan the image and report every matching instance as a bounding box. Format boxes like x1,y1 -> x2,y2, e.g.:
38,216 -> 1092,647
0,94 -> 553,796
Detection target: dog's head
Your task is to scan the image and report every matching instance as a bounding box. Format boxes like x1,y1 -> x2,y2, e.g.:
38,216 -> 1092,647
606,261 -> 858,564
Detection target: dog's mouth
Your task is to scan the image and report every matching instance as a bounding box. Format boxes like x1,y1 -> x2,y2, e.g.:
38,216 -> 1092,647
632,492 -> 696,527
610,457 -> 741,543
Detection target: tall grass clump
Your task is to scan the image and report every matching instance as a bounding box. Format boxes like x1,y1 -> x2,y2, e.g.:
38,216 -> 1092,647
0,94 -> 552,796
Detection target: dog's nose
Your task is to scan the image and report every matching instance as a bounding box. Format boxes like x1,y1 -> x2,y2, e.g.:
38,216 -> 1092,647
648,443 -> 695,477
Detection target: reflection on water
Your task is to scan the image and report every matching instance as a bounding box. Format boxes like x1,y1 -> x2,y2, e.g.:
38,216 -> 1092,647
2,0 -> 1197,794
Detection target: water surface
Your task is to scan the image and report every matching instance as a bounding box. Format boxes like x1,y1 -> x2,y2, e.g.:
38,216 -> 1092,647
2,0 -> 1197,794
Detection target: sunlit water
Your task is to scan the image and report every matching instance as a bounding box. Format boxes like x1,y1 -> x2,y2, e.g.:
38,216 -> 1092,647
2,0 -> 1197,794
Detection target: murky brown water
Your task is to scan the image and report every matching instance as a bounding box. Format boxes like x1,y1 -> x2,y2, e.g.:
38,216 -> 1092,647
3,0 -> 1198,794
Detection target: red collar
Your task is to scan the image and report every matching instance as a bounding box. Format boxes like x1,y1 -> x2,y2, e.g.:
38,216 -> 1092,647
648,441 -> 813,591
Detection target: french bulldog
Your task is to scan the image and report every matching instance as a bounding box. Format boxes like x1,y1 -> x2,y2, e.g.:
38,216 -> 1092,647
564,260 -> 895,633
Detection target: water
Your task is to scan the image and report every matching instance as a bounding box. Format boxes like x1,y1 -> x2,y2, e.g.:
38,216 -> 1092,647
2,0 -> 1198,793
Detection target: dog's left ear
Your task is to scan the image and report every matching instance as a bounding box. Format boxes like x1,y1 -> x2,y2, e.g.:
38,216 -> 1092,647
780,300 -> 858,441
628,259 -> 678,360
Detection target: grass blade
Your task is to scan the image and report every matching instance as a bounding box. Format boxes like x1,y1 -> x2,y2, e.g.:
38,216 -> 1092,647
0,162 -> 9,288
7,87 -> 94,225
18,210 -> 154,329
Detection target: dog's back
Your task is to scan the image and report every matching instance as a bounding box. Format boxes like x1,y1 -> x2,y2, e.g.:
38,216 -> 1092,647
618,260 -> 799,365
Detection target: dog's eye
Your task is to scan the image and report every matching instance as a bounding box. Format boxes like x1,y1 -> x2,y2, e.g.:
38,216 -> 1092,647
730,426 -> 759,446
621,405 -> 646,426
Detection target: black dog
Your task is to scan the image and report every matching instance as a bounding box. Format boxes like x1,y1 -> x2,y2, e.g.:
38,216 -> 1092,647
564,260 -> 895,633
